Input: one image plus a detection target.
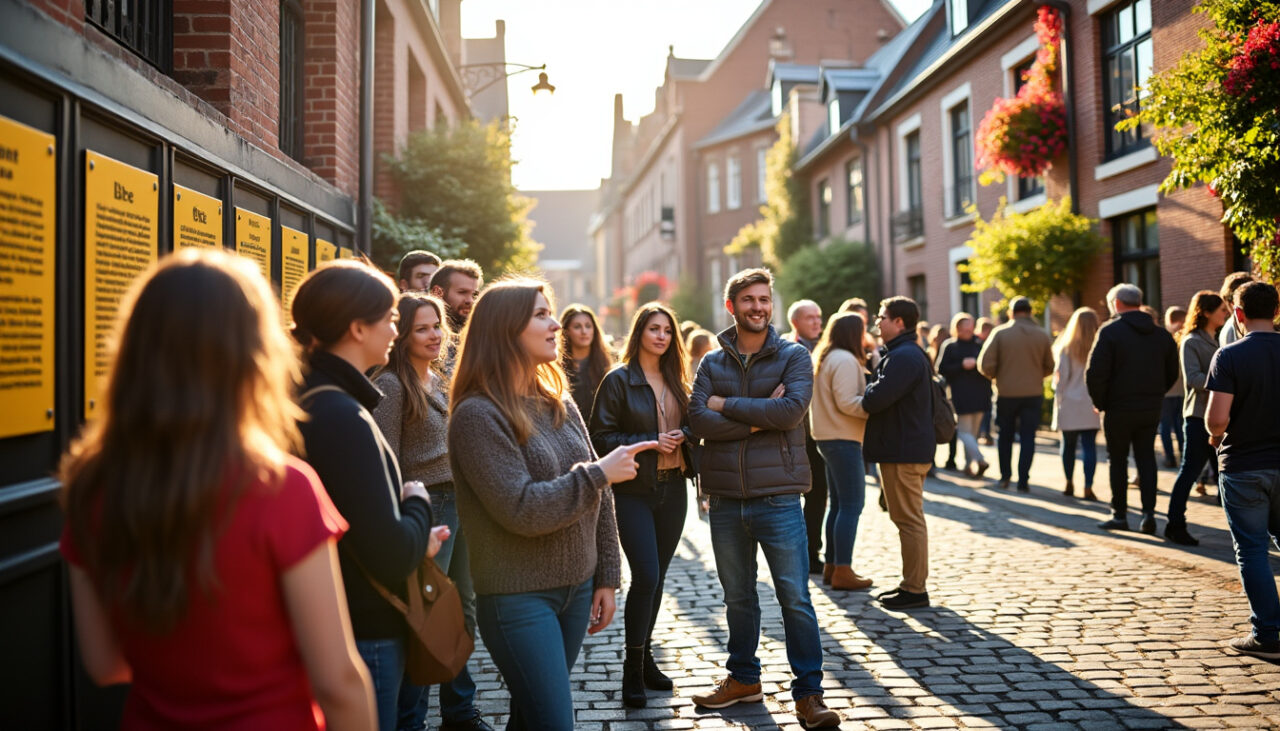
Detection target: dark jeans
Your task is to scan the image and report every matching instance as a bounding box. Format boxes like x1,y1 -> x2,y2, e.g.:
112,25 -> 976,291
980,400 -> 993,437
614,476 -> 687,648
356,638 -> 407,731
996,395 -> 1043,486
398,489 -> 479,729
803,435 -> 828,566
476,578 -> 594,730
1159,396 -> 1185,462
1167,417 -> 1215,524
1060,429 -> 1098,490
816,440 -> 866,567
708,493 -> 824,700
1218,469 -> 1280,643
1103,409 -> 1161,518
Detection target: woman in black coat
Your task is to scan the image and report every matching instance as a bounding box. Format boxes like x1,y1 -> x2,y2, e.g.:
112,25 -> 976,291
936,313 -> 992,477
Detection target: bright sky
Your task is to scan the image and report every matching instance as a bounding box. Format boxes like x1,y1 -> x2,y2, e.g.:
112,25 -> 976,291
461,0 -> 931,192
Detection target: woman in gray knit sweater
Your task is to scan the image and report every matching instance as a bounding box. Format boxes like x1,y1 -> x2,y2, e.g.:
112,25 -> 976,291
448,280 -> 657,729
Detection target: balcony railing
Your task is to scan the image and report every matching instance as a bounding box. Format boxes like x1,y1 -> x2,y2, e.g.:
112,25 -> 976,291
892,207 -> 924,243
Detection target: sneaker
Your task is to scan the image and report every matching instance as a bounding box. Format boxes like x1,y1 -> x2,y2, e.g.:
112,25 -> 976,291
1098,517 -> 1130,531
1226,636 -> 1280,660
691,676 -> 764,709
795,694 -> 841,728
439,717 -> 495,731
1139,513 -> 1157,534
879,588 -> 930,610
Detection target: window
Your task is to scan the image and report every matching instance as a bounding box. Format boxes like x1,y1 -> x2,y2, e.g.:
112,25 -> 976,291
707,163 -> 721,213
1012,57 -> 1044,199
949,0 -> 969,35
828,99 -> 841,136
948,101 -> 973,216
279,0 -> 306,161
87,0 -> 171,70
908,274 -> 928,321
846,158 -> 864,226
957,260 -> 980,316
906,131 -> 922,212
1113,208 -> 1160,310
756,148 -> 769,203
726,155 -> 742,210
1102,0 -> 1153,158
816,179 -> 831,239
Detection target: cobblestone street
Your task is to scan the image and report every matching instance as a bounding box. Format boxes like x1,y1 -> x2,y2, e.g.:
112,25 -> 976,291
462,440 -> 1280,730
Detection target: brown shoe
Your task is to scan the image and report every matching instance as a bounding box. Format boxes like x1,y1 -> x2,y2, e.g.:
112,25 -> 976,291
795,694 -> 841,728
691,676 -> 763,709
1082,488 -> 1098,501
822,564 -> 834,585
829,565 -> 873,590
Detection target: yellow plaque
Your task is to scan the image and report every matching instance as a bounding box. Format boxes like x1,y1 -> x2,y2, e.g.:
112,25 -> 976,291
339,246 -> 353,260
235,207 -> 271,283
315,238 -> 336,267
174,185 -> 222,249
84,150 -> 158,418
0,116 -> 57,438
280,225 -> 308,316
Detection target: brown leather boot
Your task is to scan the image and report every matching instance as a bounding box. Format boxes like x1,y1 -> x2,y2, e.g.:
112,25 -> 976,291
822,563 -> 834,585
829,566 -> 873,590
795,694 -> 841,728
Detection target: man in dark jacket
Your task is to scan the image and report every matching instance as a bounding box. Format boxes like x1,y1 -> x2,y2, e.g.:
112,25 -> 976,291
784,299 -> 830,576
689,269 -> 840,728
1087,283 -> 1179,533
862,296 -> 936,610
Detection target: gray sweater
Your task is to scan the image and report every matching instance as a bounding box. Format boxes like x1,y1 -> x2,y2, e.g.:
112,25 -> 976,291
371,371 -> 453,489
448,394 -> 622,595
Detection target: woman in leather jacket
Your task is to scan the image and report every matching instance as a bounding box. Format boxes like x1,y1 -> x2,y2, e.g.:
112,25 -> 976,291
589,302 -> 696,709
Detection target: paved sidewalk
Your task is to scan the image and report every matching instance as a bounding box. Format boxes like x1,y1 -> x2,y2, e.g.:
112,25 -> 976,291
452,437 -> 1280,730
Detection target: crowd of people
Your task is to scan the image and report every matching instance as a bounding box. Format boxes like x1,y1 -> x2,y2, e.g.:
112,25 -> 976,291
58,245 -> 1280,731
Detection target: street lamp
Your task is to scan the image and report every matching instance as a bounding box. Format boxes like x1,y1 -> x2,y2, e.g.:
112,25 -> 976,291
459,62 -> 555,97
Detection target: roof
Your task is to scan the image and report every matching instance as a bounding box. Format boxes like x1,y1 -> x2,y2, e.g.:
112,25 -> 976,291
694,89 -> 775,149
667,55 -> 712,79
766,60 -> 821,87
820,67 -> 882,101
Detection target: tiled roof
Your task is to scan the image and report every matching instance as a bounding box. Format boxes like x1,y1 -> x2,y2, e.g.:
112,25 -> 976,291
694,89 -> 776,149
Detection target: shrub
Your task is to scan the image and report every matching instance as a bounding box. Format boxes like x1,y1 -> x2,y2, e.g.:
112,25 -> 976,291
775,239 -> 879,320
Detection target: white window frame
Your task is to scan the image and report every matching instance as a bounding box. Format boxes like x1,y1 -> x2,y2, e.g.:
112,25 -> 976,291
707,162 -> 721,214
895,113 -> 923,213
1098,183 -> 1159,219
950,0 -> 969,35
756,147 -> 769,204
726,154 -> 742,210
948,244 -> 973,316
939,82 -> 973,220
828,98 -> 841,137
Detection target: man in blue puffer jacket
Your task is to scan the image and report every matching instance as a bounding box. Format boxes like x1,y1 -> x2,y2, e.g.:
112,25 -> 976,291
688,268 -> 841,729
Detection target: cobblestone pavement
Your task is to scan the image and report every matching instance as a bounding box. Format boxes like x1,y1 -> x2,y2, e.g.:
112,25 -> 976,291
453,439 -> 1280,730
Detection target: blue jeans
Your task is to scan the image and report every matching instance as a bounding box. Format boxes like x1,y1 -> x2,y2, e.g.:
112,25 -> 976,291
816,440 -> 866,567
615,476 -> 687,648
398,489 -> 479,729
476,578 -> 594,730
1218,469 -> 1280,643
1167,418 -> 1215,524
707,493 -> 824,700
996,395 -> 1043,486
356,638 -> 407,731
1159,396 -> 1185,462
1060,429 -> 1097,490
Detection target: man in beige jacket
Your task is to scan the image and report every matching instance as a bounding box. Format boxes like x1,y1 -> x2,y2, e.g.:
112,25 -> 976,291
977,297 -> 1054,491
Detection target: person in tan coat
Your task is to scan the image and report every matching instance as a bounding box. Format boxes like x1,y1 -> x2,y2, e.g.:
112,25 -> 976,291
977,297 -> 1055,491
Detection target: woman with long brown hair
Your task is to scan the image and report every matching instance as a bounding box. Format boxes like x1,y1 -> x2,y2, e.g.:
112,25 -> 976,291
370,293 -> 487,730
559,303 -> 613,420
292,260 -> 447,731
448,279 -> 657,727
589,302 -> 696,708
60,249 -> 375,730
1164,290 -> 1231,545
1052,307 -> 1101,500
810,312 -> 874,591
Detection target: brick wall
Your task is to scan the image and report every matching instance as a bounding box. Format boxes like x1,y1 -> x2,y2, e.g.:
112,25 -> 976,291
303,0 -> 360,197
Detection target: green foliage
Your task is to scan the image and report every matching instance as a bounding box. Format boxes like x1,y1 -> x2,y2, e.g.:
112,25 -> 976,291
667,274 -> 715,330
725,114 -> 812,266
775,239 -> 879,320
962,197 -> 1104,315
1118,0 -> 1280,277
369,198 -> 465,272
383,119 -> 541,277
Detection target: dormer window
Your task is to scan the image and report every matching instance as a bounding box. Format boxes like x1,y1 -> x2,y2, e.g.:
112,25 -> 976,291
950,0 -> 969,35
828,99 -> 841,136
771,81 -> 784,117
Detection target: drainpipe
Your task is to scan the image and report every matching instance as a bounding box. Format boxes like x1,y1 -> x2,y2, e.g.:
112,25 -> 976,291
358,0 -> 375,253
1040,0 -> 1078,213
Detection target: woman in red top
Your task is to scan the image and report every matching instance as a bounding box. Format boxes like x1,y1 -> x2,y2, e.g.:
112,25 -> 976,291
59,249 -> 376,730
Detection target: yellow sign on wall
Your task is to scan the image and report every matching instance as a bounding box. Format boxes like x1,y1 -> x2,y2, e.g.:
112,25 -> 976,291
339,246 -> 353,260
174,185 -> 222,249
0,116 -> 57,438
280,225 -> 308,317
315,238 -> 336,267
84,150 -> 158,418
235,207 -> 271,283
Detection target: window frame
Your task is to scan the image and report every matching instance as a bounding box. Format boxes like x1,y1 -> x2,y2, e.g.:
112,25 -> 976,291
706,162 -> 721,214
845,157 -> 864,227
1111,207 -> 1160,310
816,178 -> 832,239
726,154 -> 742,210
948,100 -> 973,217
1011,57 -> 1045,200
86,0 -> 173,72
279,0 -> 307,162
1101,0 -> 1154,159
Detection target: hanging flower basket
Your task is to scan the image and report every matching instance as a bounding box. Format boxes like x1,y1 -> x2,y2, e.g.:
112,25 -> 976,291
631,271 -> 671,306
976,7 -> 1067,182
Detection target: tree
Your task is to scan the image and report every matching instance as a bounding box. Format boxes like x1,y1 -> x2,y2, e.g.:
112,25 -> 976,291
725,113 -> 812,266
382,119 -> 540,276
775,239 -> 879,320
370,198 -> 465,271
963,197 -> 1104,315
1118,1 -> 1280,277
667,274 -> 715,329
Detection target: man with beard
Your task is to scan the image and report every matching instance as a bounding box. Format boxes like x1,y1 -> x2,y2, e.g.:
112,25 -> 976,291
689,269 -> 840,728
784,300 -> 830,577
429,259 -> 484,374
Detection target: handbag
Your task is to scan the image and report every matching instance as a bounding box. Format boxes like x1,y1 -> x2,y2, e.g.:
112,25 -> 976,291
300,385 -> 474,685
